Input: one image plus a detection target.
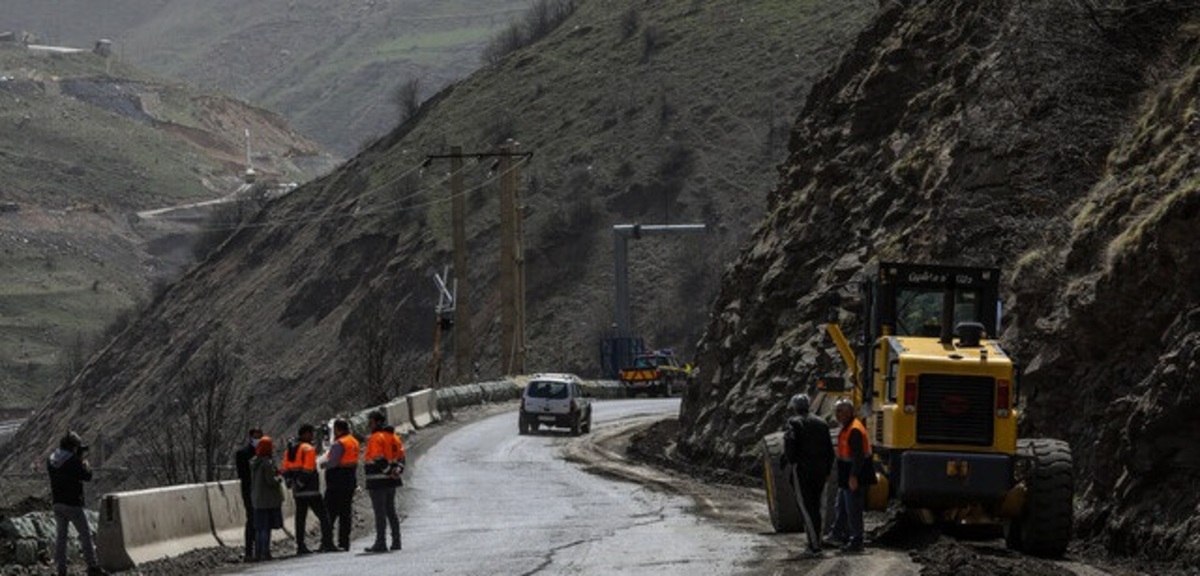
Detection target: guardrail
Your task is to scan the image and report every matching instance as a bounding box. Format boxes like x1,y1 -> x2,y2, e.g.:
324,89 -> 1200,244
97,480 -> 295,571
95,378 -> 620,570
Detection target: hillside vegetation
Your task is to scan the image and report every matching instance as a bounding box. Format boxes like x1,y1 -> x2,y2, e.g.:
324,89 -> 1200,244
0,41 -> 334,409
679,0 -> 1200,567
1,0 -> 535,155
0,0 -> 872,498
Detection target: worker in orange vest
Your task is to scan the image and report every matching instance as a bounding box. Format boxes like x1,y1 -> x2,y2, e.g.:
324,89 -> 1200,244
363,411 -> 404,552
282,424 -> 336,554
829,398 -> 875,553
385,424 -> 406,548
319,419 -> 359,551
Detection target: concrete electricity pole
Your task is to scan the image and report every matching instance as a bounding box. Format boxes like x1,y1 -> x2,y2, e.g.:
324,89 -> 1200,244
425,146 -> 533,377
499,144 -> 527,375
449,146 -> 471,379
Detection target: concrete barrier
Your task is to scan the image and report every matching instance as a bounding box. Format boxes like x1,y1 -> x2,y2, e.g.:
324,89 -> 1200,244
206,481 -> 245,548
383,398 -> 416,435
479,380 -> 522,402
581,380 -> 623,399
97,484 -> 218,571
207,480 -> 296,547
98,478 -> 299,571
406,389 -> 441,428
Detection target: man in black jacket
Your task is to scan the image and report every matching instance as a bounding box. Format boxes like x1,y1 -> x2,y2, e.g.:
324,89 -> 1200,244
47,431 -> 107,576
781,393 -> 835,556
234,427 -> 263,562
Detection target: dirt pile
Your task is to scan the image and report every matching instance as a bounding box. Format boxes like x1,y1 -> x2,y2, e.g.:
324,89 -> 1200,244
678,0 -> 1200,565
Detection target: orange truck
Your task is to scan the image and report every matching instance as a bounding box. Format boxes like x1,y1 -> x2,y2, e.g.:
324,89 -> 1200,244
618,350 -> 694,398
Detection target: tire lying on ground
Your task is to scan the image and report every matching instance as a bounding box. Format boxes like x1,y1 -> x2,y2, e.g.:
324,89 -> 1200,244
1005,438 -> 1073,558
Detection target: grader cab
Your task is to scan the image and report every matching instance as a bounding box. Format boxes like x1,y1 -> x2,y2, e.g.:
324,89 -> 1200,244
762,262 -> 1073,558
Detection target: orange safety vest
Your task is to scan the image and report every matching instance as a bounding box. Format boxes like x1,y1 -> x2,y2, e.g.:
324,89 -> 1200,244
283,442 -> 320,497
364,430 -> 396,486
364,430 -> 390,462
336,434 -> 360,467
837,418 -> 872,461
388,432 -> 406,462
283,442 -> 317,472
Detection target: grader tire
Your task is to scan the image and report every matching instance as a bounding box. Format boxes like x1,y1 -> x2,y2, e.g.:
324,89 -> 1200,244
760,433 -> 803,533
1005,438 -> 1073,558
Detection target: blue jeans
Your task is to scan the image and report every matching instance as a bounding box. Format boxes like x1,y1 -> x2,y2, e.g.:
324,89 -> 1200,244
831,487 -> 865,546
54,503 -> 98,573
252,508 -> 281,560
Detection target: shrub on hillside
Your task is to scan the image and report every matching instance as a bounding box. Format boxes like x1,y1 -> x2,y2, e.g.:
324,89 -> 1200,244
641,25 -> 661,62
620,7 -> 640,41
482,113 -> 517,146
482,0 -> 578,64
395,77 -> 422,126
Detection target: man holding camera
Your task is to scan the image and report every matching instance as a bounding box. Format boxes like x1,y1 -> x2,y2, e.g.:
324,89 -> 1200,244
47,431 -> 107,576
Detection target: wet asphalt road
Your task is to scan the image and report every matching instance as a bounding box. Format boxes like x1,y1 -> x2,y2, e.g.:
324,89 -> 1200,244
232,398 -> 762,575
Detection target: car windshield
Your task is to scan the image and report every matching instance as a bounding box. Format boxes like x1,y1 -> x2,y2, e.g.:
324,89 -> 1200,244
527,381 -> 569,399
634,357 -> 653,368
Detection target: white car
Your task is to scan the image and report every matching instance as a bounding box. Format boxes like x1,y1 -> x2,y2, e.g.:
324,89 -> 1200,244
519,373 -> 593,436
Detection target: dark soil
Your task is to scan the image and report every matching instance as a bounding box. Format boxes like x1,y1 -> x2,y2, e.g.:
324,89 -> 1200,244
627,416 -> 1196,576
626,418 -> 760,488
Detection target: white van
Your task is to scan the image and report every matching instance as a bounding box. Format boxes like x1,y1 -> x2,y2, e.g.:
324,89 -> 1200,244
518,373 -> 593,436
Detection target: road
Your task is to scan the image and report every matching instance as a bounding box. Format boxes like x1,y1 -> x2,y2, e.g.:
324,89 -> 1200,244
232,399 -> 765,575
214,397 -> 1114,575
0,419 -> 23,442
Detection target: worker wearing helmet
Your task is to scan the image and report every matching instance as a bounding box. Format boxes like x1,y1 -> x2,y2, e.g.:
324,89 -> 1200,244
781,392 -> 835,557
829,398 -> 873,553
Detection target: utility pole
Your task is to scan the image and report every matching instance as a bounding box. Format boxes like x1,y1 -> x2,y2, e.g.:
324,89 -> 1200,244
611,224 -> 707,337
499,143 -> 526,375
425,146 -> 533,377
449,146 -> 471,379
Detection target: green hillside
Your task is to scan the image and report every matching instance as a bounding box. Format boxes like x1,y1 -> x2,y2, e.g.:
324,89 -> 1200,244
0,41 -> 334,409
1,0 -> 534,155
0,0 -> 873,490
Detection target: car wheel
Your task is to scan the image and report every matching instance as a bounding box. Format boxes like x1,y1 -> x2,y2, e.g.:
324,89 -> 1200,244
518,416 -> 529,435
583,411 -> 593,434
571,416 -> 582,436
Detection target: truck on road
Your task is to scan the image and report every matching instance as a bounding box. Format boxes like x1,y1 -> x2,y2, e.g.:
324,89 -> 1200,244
619,350 -> 694,398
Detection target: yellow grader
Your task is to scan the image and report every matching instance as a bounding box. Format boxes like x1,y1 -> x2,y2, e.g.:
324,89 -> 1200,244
762,262 -> 1073,557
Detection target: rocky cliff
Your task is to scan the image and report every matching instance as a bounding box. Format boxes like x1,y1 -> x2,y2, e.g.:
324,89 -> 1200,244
679,0 -> 1200,565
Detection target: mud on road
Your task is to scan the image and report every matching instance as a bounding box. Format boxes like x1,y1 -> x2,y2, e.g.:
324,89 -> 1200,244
619,418 -> 1181,576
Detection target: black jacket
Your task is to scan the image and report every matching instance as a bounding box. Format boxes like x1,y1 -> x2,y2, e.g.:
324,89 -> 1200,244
48,448 -> 92,507
235,443 -> 256,503
783,413 -> 835,479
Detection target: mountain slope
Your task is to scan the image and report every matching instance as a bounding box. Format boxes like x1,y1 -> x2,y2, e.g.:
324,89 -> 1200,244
677,0 -> 1200,564
0,42 -> 334,409
0,0 -> 871,496
1,0 -> 534,155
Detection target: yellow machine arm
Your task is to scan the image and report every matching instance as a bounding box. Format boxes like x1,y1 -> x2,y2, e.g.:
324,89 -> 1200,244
825,321 -> 864,407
